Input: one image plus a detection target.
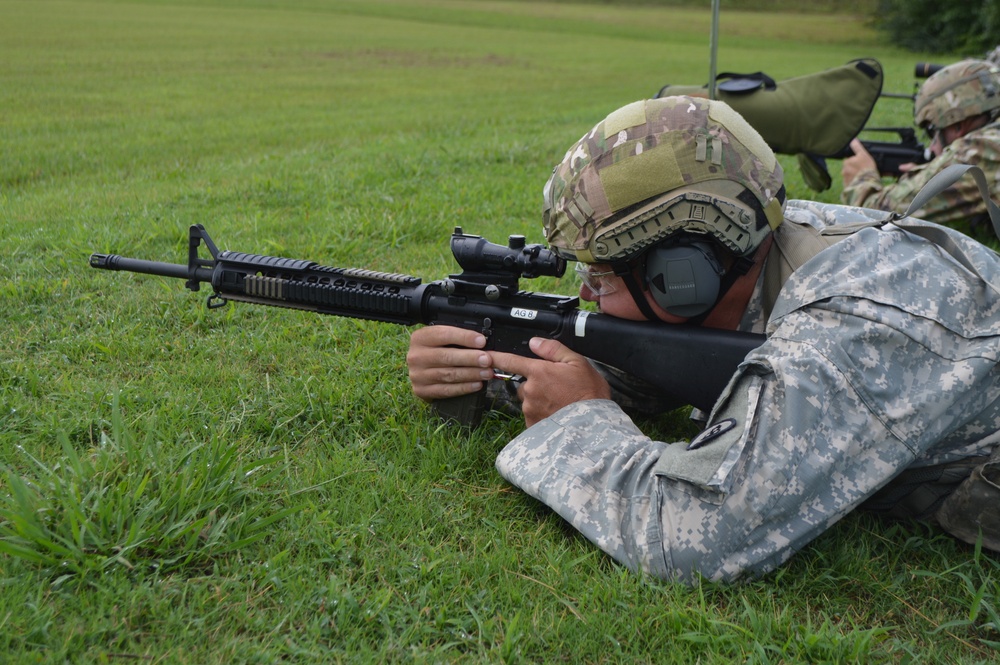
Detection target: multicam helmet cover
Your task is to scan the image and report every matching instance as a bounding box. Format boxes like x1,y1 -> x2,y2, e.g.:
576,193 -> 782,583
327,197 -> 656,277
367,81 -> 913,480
914,59 -> 1000,131
542,96 -> 785,264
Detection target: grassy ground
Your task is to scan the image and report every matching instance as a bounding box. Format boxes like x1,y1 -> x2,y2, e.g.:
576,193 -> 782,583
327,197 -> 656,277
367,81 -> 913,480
2,0 -> 998,662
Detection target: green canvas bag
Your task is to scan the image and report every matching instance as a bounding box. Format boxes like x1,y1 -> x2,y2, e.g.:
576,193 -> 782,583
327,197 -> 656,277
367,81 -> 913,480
656,59 -> 884,191
655,58 -> 883,156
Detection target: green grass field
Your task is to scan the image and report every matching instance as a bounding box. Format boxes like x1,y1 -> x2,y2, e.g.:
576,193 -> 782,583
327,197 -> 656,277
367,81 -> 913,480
2,0 -> 998,662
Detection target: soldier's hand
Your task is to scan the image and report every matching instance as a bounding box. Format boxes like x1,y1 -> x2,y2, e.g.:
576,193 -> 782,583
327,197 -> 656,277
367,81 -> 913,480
490,337 -> 611,427
407,326 -> 493,401
841,138 -> 879,186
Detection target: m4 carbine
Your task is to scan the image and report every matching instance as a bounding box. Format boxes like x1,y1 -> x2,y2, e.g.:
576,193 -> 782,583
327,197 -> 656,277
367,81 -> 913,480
90,225 -> 765,428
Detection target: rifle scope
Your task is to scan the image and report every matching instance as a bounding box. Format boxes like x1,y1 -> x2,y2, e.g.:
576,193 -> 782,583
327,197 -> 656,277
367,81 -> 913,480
449,227 -> 566,280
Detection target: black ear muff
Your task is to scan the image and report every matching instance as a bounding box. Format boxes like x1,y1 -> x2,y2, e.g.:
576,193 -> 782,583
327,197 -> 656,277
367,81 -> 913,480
645,241 -> 725,318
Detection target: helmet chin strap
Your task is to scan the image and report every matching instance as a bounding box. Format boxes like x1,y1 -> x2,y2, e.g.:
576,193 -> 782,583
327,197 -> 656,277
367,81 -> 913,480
696,235 -> 773,329
684,252 -> 755,327
612,261 -> 661,321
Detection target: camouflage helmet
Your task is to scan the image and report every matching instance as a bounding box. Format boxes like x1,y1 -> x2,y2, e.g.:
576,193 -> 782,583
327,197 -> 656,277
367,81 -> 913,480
542,96 -> 785,264
914,59 -> 1000,131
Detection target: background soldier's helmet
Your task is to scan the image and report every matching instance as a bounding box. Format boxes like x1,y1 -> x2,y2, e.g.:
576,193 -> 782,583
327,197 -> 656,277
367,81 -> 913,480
542,96 -> 785,265
914,59 -> 1000,132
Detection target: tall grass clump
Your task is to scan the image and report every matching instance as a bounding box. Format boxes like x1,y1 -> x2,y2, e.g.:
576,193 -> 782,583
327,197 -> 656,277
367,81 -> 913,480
0,396 -> 298,585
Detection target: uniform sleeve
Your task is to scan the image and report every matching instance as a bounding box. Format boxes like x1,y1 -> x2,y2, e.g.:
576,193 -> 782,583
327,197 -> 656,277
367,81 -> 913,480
839,166 -> 888,210
494,398 -> 676,576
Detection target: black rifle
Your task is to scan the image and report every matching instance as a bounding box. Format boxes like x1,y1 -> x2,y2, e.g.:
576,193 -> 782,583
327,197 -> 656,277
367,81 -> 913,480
90,225 -> 765,427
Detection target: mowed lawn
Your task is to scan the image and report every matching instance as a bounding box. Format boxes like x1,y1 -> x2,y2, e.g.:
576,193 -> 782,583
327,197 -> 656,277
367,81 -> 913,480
2,0 -> 997,662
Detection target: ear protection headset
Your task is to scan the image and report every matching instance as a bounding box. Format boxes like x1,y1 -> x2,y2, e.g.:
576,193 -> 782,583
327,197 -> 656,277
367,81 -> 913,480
644,238 -> 725,318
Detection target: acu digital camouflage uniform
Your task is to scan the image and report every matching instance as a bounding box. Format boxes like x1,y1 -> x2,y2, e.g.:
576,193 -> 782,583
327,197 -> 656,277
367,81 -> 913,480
841,60 -> 1000,239
491,97 -> 1000,584
496,200 -> 1000,583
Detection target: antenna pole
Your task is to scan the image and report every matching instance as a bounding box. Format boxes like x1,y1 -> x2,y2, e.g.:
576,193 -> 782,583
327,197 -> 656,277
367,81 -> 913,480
708,0 -> 720,99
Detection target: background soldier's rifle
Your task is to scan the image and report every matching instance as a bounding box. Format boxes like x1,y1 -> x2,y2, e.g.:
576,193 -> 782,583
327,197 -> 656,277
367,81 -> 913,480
820,126 -> 930,177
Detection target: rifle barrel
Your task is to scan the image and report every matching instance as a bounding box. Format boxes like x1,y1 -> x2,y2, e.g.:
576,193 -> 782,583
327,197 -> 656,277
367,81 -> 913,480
90,253 -> 215,282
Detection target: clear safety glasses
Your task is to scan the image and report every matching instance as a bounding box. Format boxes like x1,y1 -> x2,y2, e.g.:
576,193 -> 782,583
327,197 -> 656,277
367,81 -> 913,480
575,263 -> 619,296
923,123 -> 945,148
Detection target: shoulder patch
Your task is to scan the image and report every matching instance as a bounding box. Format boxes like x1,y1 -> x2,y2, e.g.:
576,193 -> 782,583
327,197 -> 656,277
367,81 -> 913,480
688,417 -> 738,450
